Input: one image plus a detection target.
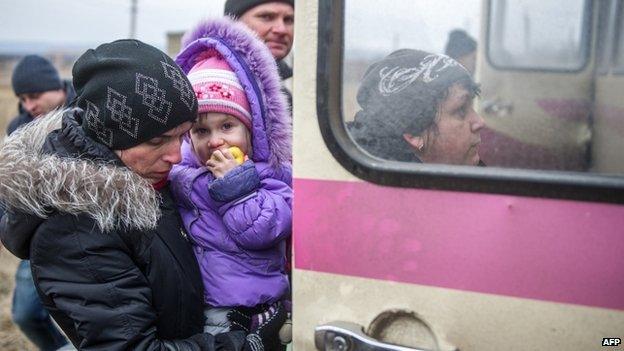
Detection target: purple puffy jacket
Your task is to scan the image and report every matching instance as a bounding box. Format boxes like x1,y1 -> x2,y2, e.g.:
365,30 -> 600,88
171,18 -> 293,308
170,142 -> 292,307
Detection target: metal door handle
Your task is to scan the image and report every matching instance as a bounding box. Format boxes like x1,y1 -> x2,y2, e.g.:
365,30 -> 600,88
315,321 -> 434,351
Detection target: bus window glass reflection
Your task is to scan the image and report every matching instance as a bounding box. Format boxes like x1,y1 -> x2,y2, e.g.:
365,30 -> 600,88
614,3 -> 624,72
487,0 -> 587,71
342,0 -> 624,175
595,0 -> 618,75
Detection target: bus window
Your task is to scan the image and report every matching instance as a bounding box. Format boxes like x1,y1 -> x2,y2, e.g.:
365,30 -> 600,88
342,0 -> 481,125
343,0 -> 483,166
592,1 -> 624,173
487,0 -> 589,71
324,0 -> 624,201
478,0 -> 594,172
614,3 -> 624,73
596,0 -> 618,75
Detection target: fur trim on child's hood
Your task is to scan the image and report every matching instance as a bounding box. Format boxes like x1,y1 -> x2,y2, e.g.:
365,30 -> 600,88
176,17 -> 291,168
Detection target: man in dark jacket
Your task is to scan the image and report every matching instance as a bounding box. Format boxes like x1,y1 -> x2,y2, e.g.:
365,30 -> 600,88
7,55 -> 75,135
3,54 -> 73,351
0,40 -> 282,350
224,0 -> 294,107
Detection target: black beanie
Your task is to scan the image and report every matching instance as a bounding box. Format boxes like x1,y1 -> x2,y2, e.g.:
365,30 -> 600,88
445,30 -> 477,59
355,49 -> 472,135
224,0 -> 294,18
357,49 -> 471,115
349,49 -> 473,161
73,39 -> 197,150
11,55 -> 63,95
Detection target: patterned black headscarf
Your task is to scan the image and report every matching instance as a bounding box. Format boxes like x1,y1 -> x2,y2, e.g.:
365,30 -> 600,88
348,49 -> 477,161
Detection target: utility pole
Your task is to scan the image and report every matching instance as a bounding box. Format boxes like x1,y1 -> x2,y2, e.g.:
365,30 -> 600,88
129,0 -> 137,39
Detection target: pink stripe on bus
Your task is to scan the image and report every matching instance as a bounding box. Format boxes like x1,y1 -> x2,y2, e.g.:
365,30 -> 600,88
294,178 -> 624,310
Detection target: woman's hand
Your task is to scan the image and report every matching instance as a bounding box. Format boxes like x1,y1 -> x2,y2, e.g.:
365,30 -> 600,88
205,149 -> 240,178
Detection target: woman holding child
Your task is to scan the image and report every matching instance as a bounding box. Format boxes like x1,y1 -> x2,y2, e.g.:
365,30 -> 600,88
0,17 -> 290,351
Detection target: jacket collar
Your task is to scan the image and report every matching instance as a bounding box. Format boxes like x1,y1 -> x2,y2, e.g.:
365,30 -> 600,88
0,108 -> 161,233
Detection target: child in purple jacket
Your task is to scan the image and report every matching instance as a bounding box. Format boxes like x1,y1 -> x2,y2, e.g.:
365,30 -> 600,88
170,18 -> 292,348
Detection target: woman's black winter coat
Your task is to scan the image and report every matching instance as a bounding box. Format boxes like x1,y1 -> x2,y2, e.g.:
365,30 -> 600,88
0,109 -> 244,350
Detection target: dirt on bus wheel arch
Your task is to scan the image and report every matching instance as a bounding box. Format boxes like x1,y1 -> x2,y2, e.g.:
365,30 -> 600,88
0,250 -> 35,351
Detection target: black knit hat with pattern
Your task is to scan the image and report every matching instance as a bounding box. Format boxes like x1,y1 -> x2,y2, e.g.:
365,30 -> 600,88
224,0 -> 294,18
348,49 -> 475,161
356,49 -> 471,123
73,39 -> 197,150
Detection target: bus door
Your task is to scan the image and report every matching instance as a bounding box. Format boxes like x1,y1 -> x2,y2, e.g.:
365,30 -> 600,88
292,1 -> 624,350
592,0 -> 624,173
478,0 -> 593,171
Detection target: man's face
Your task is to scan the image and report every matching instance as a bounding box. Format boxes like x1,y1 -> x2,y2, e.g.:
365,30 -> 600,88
115,122 -> 193,184
18,89 -> 66,117
239,2 -> 294,60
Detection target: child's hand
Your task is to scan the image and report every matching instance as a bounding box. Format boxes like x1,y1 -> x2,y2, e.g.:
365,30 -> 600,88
205,148 -> 240,178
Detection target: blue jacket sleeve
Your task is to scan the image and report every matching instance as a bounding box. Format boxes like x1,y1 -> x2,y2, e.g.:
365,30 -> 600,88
208,161 -> 261,203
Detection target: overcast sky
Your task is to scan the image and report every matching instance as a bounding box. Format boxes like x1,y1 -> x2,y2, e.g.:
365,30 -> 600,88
346,0 -> 481,56
0,0 -> 481,54
0,0 -> 227,50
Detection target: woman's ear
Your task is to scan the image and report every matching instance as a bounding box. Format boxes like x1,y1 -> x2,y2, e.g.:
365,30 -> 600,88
403,133 -> 425,151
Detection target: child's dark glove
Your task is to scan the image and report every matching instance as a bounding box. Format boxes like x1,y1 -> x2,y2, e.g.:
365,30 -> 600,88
227,307 -> 255,334
244,301 -> 287,351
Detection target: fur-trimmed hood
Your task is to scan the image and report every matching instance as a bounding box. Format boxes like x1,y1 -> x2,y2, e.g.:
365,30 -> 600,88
0,108 -> 161,233
176,17 -> 291,168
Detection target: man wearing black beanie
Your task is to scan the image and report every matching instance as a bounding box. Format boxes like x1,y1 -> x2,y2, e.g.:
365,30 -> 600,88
7,55 -> 75,135
224,0 -> 294,106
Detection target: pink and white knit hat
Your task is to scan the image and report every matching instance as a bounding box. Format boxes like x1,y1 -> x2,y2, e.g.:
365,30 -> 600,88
187,49 -> 252,129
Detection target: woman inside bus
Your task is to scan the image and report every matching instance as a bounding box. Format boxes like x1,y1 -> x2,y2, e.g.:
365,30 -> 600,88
347,49 -> 486,166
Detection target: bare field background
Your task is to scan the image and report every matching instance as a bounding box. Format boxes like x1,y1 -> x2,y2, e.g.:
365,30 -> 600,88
0,250 -> 35,350
1,84 -> 18,134
0,84 -> 32,350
